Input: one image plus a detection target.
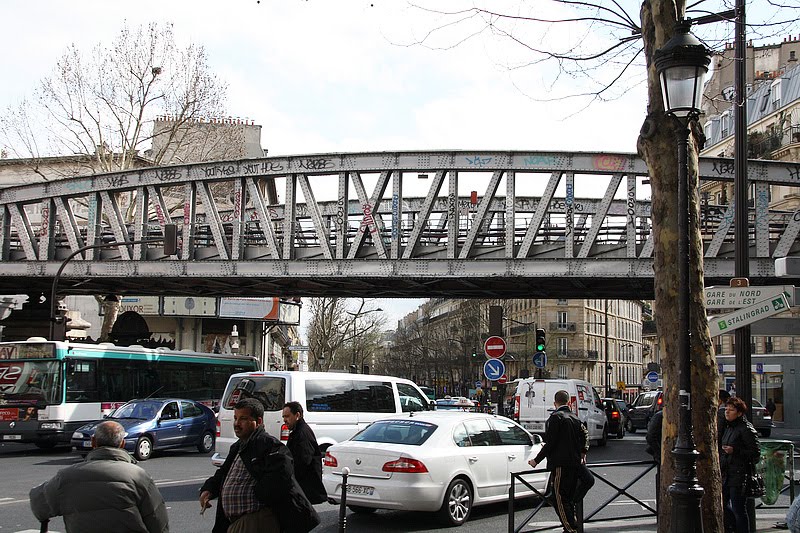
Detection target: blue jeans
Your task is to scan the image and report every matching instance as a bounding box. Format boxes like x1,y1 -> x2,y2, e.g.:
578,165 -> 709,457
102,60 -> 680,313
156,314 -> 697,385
722,482 -> 749,533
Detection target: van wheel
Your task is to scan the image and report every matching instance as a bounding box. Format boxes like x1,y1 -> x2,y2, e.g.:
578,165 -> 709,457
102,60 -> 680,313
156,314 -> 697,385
597,425 -> 608,447
437,478 -> 472,526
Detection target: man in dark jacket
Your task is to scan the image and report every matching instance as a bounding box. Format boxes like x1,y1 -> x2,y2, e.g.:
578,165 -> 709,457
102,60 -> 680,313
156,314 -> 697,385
200,398 -> 319,533
29,421 -> 168,533
282,401 -> 327,504
528,390 -> 588,533
646,407 -> 664,509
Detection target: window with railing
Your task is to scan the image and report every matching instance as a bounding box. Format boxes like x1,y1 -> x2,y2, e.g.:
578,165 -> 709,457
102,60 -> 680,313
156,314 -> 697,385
558,338 -> 568,356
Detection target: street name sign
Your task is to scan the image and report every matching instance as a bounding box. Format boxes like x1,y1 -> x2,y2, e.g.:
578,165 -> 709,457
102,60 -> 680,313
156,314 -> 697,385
483,359 -> 505,381
708,293 -> 790,337
484,336 -> 507,359
704,285 -> 794,309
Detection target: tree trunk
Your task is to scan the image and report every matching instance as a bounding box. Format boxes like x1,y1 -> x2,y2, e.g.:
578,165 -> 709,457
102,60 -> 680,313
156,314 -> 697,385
639,2 -> 723,532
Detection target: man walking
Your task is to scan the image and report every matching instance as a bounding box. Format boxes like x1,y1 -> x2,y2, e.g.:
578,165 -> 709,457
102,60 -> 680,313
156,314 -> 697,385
282,402 -> 327,504
200,398 -> 318,533
29,421 -> 168,533
528,390 -> 588,533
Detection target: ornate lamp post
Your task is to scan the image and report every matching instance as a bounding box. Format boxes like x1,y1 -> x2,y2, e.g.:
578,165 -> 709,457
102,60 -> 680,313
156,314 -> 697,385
654,19 -> 711,533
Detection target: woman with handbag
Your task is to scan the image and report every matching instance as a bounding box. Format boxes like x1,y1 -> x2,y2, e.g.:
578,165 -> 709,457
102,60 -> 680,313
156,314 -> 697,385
720,396 -> 761,533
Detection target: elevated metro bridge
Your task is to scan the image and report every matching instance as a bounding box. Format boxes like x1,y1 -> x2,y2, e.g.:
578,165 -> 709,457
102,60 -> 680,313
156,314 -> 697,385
0,150 -> 798,299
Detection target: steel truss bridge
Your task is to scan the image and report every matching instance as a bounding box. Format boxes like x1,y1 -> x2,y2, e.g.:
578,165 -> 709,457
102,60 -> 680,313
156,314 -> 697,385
0,150 -> 798,299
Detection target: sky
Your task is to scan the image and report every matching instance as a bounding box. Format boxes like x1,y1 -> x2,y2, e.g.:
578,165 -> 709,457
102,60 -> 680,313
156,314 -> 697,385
4,1 -> 788,331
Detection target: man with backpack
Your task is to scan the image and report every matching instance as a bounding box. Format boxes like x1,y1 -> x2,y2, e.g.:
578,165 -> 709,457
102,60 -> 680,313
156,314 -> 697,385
528,390 -> 589,533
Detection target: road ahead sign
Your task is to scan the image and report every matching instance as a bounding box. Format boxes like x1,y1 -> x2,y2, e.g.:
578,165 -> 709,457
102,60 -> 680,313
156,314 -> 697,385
709,293 -> 790,337
704,285 -> 794,309
484,336 -> 507,359
483,359 -> 505,381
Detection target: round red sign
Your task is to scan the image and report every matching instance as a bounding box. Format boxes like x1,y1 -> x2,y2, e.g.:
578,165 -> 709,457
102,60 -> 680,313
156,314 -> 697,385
483,336 -> 507,359
498,374 -> 508,384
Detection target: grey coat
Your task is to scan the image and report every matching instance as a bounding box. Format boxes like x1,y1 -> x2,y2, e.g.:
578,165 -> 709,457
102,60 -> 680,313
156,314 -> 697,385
29,446 -> 169,533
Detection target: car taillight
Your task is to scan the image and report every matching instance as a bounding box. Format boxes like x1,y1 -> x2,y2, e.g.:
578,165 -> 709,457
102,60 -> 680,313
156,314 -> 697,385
323,451 -> 338,467
514,395 -> 520,421
216,418 -> 221,438
382,457 -> 428,473
280,424 -> 290,441
657,396 -> 663,406
611,411 -> 619,419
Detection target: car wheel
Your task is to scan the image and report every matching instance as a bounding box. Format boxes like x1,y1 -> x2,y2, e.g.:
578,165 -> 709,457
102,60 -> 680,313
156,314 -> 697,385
759,428 -> 771,438
135,436 -> 153,461
617,424 -> 625,439
348,505 -> 377,514
437,478 -> 473,527
598,425 -> 608,447
626,419 -> 636,433
197,431 -> 215,454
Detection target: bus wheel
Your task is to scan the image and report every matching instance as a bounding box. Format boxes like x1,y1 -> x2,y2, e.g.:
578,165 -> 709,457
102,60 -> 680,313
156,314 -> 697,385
135,436 -> 153,461
197,431 -> 215,454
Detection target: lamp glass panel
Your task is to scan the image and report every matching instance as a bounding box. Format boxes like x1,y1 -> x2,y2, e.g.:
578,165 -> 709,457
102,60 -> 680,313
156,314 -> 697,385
660,65 -> 707,117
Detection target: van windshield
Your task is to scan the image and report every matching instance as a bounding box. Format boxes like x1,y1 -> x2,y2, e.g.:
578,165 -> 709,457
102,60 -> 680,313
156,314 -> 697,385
222,376 -> 286,411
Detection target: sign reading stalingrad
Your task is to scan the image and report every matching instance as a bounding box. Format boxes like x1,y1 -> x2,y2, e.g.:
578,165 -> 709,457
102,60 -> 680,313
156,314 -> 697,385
705,286 -> 794,310
708,294 -> 790,337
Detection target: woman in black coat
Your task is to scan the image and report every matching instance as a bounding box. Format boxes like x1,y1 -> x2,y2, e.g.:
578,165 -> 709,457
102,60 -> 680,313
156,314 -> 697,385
719,396 -> 761,533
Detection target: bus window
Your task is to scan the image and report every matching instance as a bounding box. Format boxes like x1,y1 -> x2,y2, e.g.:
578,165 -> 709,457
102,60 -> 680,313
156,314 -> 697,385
66,359 -> 99,402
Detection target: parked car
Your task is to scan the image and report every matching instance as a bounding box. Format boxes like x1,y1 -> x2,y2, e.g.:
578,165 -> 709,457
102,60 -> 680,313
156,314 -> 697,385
322,412 -> 549,526
602,398 -> 625,438
71,398 -> 216,461
750,398 -> 773,437
626,390 -> 663,432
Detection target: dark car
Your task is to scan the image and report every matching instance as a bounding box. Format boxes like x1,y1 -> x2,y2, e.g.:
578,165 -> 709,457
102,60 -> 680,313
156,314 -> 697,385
626,390 -> 663,432
750,398 -> 773,437
71,398 -> 216,460
602,398 -> 625,439
615,399 -> 631,430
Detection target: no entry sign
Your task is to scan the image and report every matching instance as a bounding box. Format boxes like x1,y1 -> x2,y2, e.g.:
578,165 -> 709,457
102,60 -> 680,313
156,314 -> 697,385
484,336 -> 507,359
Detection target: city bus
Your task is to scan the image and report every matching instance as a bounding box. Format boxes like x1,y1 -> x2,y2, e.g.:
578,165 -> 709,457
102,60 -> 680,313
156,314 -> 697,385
0,339 -> 259,448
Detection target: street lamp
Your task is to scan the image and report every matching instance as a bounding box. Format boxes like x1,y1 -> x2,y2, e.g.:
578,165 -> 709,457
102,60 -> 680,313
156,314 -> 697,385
346,307 -> 382,372
654,18 -> 711,533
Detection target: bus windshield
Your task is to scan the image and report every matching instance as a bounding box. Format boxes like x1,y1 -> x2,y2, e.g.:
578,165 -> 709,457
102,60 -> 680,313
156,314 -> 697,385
0,360 -> 62,406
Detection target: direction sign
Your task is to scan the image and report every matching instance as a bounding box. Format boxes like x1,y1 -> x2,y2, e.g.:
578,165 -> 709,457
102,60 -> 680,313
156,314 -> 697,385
483,359 -> 505,381
646,371 -> 659,383
708,293 -> 790,337
532,352 -> 547,369
704,285 -> 794,310
484,336 -> 507,359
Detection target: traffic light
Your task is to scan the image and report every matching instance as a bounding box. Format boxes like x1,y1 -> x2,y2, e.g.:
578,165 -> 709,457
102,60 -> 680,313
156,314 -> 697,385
535,328 -> 546,353
471,351 -> 477,359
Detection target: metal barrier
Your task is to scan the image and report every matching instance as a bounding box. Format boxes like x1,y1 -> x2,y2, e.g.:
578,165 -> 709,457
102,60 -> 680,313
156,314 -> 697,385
508,460 -> 658,533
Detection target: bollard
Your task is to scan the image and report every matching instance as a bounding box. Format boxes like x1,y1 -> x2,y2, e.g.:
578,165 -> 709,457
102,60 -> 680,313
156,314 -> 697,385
338,467 -> 350,533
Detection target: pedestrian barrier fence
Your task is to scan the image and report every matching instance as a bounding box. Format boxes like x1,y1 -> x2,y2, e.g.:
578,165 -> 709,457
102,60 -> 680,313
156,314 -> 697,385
508,460 -> 658,533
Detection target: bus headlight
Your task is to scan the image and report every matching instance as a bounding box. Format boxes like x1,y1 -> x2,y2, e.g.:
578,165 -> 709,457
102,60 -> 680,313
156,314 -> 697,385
40,421 -> 64,430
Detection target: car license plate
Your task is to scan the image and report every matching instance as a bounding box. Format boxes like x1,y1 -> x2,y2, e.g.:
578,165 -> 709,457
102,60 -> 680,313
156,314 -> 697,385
525,422 -> 544,431
3,435 -> 21,440
346,484 -> 374,496
82,441 -> 92,448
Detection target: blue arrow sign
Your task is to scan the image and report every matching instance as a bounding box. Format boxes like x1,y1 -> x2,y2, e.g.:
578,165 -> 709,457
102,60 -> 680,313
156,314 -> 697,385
483,359 -> 505,381
646,371 -> 659,383
532,352 -> 547,369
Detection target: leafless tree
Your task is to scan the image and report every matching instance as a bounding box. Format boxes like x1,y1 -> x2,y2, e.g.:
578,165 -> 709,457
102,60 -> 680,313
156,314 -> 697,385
402,2 -> 798,530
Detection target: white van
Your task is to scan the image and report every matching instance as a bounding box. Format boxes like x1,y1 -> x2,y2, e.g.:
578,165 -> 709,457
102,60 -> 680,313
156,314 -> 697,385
512,378 -> 609,446
211,371 -> 432,466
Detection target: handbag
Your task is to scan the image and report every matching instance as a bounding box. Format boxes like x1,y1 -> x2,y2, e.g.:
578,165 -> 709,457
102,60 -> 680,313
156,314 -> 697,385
745,466 -> 765,498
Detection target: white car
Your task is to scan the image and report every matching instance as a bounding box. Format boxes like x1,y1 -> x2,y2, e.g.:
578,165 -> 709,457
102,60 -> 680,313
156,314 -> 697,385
322,412 -> 549,526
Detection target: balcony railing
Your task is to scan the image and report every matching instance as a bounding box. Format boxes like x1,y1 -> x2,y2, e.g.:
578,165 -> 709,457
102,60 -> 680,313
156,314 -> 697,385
555,349 -> 599,360
549,322 -> 577,332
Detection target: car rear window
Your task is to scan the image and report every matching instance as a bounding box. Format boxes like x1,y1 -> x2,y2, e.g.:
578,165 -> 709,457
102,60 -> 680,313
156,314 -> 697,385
222,376 -> 286,411
352,420 -> 436,445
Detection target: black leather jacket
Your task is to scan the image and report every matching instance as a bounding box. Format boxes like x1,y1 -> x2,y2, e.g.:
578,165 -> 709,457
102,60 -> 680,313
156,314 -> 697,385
286,418 -> 327,504
534,405 -> 588,470
719,416 -> 760,489
201,425 -> 319,533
